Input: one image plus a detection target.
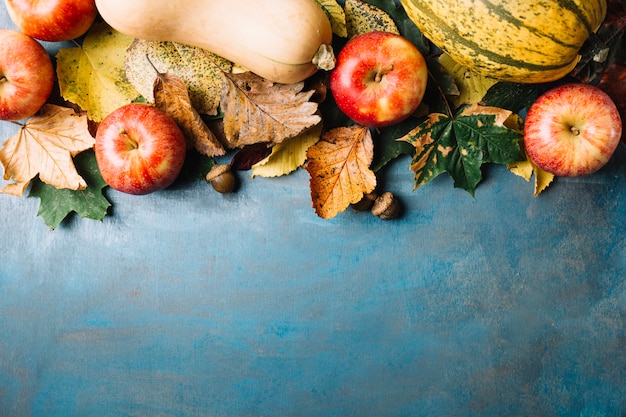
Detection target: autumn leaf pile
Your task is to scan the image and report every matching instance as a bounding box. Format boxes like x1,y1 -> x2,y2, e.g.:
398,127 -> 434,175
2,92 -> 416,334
1,0 -> 625,228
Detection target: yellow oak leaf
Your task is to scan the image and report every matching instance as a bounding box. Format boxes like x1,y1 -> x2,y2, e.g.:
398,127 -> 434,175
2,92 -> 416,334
56,22 -> 139,122
439,53 -> 499,108
251,123 -> 322,178
0,104 -> 95,196
125,40 -> 231,116
153,71 -> 225,157
220,72 -> 321,148
305,125 -> 376,219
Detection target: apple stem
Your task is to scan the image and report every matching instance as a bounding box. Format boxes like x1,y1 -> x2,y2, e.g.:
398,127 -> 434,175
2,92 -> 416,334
570,126 -> 581,136
374,65 -> 394,83
120,128 -> 139,150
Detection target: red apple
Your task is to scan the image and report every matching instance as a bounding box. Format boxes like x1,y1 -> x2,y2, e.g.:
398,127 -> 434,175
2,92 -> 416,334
524,83 -> 622,177
0,29 -> 54,121
4,0 -> 97,42
94,103 -> 187,195
329,31 -> 428,128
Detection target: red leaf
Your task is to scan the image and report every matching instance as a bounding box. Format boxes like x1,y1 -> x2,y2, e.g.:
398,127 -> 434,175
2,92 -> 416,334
598,62 -> 626,141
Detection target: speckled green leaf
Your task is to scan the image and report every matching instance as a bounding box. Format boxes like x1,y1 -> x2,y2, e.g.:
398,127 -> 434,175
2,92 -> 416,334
55,23 -> 140,122
401,106 -> 523,196
125,40 -> 231,116
29,150 -> 111,230
344,0 -> 400,38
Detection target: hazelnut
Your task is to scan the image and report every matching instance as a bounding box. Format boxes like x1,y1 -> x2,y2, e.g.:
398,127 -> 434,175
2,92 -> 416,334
371,192 -> 400,220
206,164 -> 236,193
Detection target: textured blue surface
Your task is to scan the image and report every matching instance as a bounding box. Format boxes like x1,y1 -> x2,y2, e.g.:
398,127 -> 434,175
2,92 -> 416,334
1,8 -> 626,417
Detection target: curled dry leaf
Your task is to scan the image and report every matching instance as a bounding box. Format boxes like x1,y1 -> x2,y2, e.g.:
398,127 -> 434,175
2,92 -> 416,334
220,72 -> 321,148
0,104 -> 95,195
305,125 -> 376,219
153,71 -> 226,157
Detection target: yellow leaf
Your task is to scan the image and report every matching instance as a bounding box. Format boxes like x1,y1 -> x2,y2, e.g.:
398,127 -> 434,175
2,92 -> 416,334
251,123 -> 322,178
508,153 -> 555,197
125,40 -> 231,116
439,53 -> 499,108
315,0 -> 348,38
56,22 -> 140,122
220,72 -> 321,148
344,0 -> 400,38
0,104 -> 95,195
305,125 -> 376,219
153,71 -> 225,157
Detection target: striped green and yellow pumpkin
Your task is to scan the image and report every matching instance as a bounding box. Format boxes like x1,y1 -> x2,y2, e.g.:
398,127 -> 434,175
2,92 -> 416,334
399,0 -> 607,83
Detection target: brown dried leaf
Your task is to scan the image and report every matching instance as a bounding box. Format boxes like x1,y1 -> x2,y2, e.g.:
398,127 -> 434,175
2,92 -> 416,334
0,104 -> 95,195
153,71 -> 225,157
220,72 -> 321,149
305,125 -> 376,219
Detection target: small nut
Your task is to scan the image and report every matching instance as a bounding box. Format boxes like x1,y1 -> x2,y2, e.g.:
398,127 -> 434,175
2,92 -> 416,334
351,191 -> 378,212
371,191 -> 400,220
206,164 -> 236,194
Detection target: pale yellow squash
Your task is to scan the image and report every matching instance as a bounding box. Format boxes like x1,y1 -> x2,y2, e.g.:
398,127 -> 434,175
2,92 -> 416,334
94,0 -> 335,84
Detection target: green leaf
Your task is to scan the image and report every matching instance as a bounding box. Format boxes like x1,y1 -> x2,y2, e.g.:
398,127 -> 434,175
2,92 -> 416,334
179,150 -> 216,182
482,82 -> 539,113
371,118 -> 419,172
401,105 -> 524,196
28,150 -> 111,229
425,58 -> 460,115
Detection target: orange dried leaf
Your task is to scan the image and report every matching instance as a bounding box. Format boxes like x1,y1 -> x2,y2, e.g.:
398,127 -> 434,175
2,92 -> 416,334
0,104 -> 95,195
153,71 -> 225,157
305,125 -> 376,219
220,72 -> 321,148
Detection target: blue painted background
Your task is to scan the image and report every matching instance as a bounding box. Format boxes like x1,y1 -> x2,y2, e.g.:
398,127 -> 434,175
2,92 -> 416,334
1,7 -> 626,417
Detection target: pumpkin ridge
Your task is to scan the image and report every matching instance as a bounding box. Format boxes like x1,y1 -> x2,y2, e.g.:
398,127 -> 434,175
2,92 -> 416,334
406,2 -> 576,72
478,0 -> 581,49
399,0 -> 605,82
556,0 -> 595,34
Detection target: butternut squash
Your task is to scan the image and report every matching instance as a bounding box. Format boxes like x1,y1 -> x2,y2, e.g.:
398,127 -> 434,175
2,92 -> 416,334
94,0 -> 335,84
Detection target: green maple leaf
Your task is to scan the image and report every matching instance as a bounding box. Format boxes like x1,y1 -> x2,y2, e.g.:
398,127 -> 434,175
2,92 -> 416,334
401,104 -> 524,196
28,150 -> 111,229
